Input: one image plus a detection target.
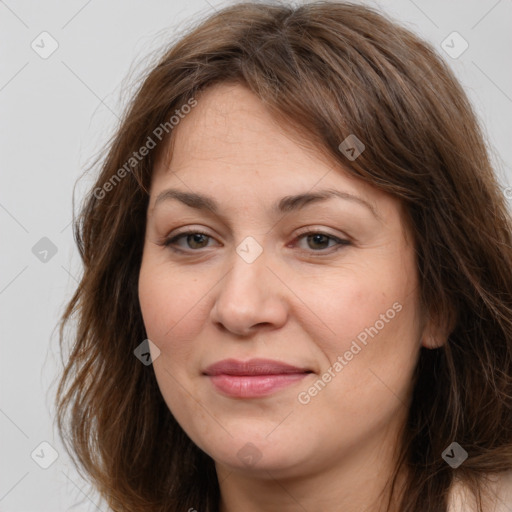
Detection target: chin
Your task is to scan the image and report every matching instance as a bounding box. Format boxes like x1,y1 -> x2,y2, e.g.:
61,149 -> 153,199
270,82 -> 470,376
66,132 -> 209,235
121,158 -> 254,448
204,433 -> 308,476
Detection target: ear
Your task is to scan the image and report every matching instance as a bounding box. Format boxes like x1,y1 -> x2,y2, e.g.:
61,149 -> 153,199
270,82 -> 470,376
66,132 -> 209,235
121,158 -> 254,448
420,304 -> 457,349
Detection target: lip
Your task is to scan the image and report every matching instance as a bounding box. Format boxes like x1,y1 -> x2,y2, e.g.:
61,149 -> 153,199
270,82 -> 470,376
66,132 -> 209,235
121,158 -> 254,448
203,358 -> 312,398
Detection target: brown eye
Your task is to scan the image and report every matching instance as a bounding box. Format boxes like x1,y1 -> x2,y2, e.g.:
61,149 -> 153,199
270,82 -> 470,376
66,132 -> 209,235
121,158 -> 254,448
164,231 -> 215,251
295,231 -> 350,253
305,234 -> 332,250
184,233 -> 210,249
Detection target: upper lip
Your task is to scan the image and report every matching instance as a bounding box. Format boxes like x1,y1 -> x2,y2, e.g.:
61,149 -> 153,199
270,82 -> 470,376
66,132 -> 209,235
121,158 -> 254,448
203,358 -> 312,376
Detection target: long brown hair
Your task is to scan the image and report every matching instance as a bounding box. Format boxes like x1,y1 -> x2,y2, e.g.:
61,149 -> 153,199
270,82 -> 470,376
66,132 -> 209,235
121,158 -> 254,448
55,2 -> 512,511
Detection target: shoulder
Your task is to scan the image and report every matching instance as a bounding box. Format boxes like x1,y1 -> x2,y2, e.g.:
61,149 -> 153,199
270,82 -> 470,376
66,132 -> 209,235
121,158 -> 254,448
448,471 -> 512,512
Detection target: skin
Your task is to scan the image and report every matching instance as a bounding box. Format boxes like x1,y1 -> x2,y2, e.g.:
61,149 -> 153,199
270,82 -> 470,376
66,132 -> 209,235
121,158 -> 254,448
138,82 -> 442,512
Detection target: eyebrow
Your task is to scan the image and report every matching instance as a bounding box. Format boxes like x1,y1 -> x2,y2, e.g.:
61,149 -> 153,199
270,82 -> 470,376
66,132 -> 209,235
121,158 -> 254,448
153,187 -> 380,219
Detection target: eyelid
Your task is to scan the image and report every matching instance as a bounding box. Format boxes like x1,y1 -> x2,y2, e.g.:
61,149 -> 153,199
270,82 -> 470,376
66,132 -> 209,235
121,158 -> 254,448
160,226 -> 352,256
293,225 -> 350,240
163,225 -> 350,242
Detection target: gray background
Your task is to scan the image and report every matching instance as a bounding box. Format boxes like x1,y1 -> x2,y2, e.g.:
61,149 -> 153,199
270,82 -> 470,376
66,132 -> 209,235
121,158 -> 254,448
1,0 -> 511,510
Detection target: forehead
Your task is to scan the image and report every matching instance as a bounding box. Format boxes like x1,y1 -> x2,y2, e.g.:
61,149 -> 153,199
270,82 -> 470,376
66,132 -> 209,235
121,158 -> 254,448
149,82 -> 402,228
154,84 -> 346,187
155,83 -> 323,176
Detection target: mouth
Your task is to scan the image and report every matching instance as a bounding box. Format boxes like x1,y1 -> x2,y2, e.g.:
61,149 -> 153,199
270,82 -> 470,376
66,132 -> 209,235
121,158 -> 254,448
203,358 -> 313,398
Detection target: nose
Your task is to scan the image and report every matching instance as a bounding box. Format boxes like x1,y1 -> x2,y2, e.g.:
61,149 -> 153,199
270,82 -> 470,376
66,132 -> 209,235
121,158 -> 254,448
209,247 -> 288,336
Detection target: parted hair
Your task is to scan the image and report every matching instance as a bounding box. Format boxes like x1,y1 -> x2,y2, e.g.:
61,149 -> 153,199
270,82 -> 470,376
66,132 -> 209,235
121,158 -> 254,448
55,2 -> 512,511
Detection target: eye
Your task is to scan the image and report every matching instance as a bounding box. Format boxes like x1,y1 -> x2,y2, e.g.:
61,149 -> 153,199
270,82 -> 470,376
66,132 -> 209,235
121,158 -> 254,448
163,230 -> 216,252
293,230 -> 351,254
161,229 -> 351,255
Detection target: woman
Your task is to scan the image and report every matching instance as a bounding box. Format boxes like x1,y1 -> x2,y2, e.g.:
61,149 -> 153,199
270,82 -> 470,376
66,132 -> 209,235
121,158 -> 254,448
55,2 -> 512,511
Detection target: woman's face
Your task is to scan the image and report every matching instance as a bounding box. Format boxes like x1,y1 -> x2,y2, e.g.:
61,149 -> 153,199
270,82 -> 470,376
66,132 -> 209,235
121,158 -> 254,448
138,82 -> 425,479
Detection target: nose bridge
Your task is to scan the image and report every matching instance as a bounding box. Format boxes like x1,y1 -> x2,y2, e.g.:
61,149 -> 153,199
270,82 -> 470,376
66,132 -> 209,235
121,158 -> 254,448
211,239 -> 286,334
220,242 -> 268,309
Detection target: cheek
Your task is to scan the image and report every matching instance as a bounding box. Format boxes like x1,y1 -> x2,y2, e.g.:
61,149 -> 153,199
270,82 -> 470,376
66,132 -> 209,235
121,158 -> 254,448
291,249 -> 421,390
138,257 -> 209,418
138,257 -> 207,346
292,264 -> 414,348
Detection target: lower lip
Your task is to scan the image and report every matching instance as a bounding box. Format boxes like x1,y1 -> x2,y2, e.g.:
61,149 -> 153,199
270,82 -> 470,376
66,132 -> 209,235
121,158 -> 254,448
207,373 -> 310,398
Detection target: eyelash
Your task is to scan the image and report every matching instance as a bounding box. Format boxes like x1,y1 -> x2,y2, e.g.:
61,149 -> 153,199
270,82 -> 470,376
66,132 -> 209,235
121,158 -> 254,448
161,228 -> 351,256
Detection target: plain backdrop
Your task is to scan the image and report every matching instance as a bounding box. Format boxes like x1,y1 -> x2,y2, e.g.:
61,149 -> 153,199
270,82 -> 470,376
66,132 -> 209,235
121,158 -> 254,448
1,0 -> 511,510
